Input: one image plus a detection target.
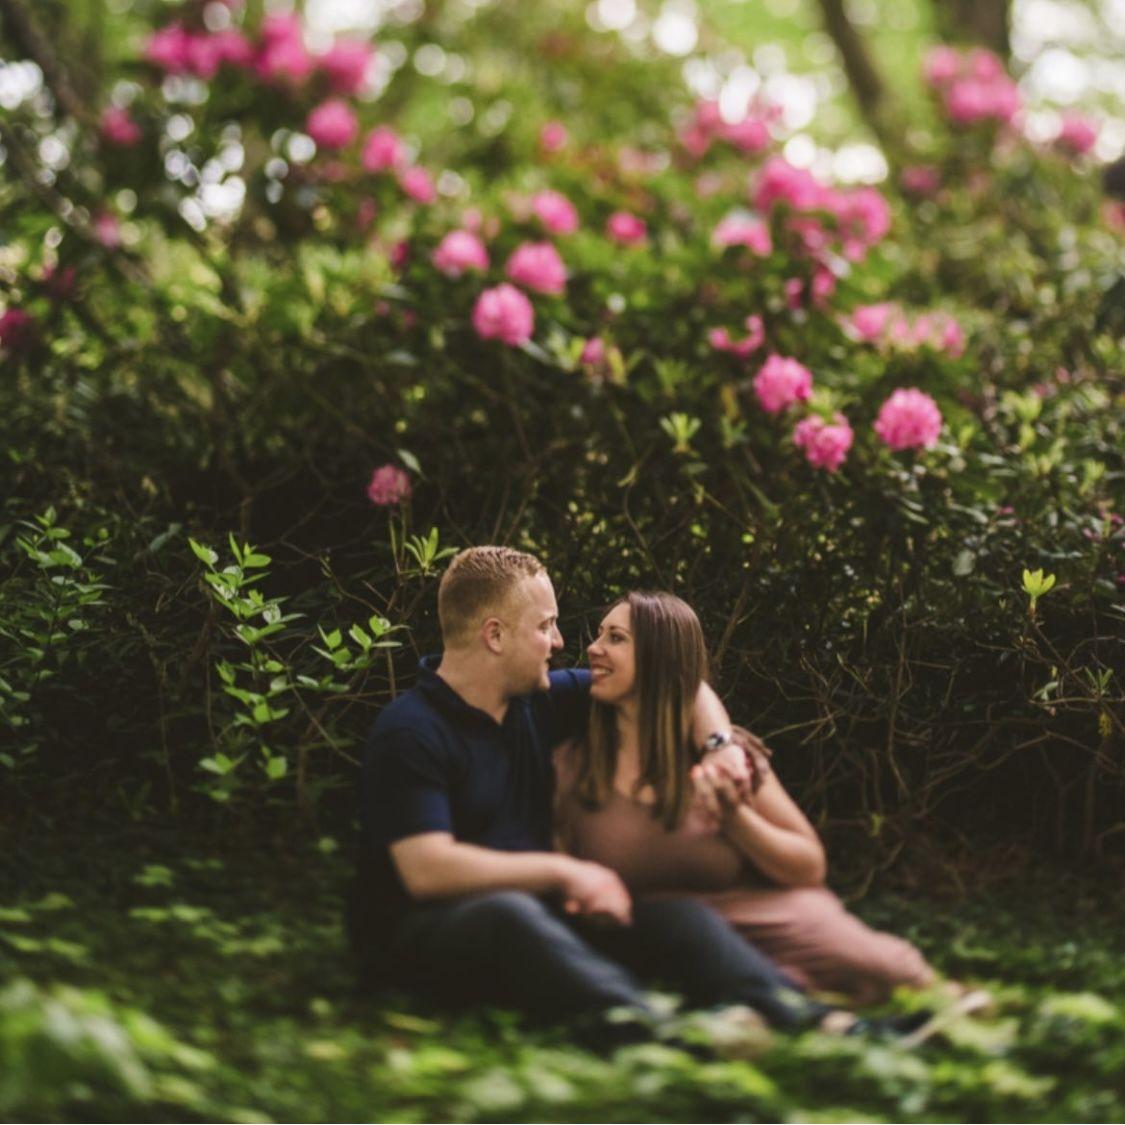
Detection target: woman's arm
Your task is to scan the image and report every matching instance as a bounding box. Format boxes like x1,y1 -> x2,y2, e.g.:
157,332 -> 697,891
694,761 -> 827,887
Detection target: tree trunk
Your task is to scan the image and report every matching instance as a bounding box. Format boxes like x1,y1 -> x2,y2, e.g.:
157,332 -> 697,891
813,0 -> 895,155
934,0 -> 1012,57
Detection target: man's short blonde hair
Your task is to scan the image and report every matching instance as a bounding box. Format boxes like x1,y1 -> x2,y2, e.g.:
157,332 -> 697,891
438,546 -> 546,647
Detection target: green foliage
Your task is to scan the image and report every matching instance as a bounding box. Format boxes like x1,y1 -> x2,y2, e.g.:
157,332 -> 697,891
0,508 -> 111,771
1,841 -> 1122,1123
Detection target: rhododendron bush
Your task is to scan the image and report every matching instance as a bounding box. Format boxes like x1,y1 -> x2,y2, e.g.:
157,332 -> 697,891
1,1 -> 1122,855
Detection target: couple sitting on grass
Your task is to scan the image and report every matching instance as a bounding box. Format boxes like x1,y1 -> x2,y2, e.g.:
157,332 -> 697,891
350,546 -> 982,1051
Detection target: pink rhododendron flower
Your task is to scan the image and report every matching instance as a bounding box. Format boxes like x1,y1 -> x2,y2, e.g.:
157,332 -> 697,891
944,75 -> 1021,126
100,106 -> 141,147
539,121 -> 568,153
389,240 -> 410,271
505,241 -> 567,296
722,115 -> 770,153
605,211 -> 647,245
850,303 -> 898,342
923,45 -> 961,87
432,230 -> 489,277
256,14 -> 313,83
837,187 -> 891,250
811,267 -> 837,307
306,99 -> 358,150
709,327 -> 733,351
937,316 -> 965,357
710,316 -> 764,359
530,190 -> 579,235
753,354 -> 813,414
874,388 -> 943,451
901,165 -> 940,196
212,29 -> 254,68
1056,113 -> 1099,155
793,412 -> 854,472
362,127 -> 407,172
580,337 -> 606,366
93,211 -> 121,248
367,464 -> 411,506
472,283 -> 535,346
318,39 -> 373,95
0,307 -> 34,352
43,263 -> 77,300
754,156 -> 826,213
712,214 -> 772,256
144,24 -> 192,72
398,166 -> 437,204
743,314 -> 765,353
784,278 -> 804,311
967,48 -> 1005,82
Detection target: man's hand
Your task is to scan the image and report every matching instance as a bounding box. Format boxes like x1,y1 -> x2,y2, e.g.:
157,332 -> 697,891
693,728 -> 773,820
731,727 -> 772,794
557,858 -> 633,926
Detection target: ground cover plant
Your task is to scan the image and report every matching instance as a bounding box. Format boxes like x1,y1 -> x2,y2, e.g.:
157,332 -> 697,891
2,838 -> 1125,1123
1,0 -> 1123,1119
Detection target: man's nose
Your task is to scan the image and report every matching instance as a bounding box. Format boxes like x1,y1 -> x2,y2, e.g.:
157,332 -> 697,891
552,626 -> 564,649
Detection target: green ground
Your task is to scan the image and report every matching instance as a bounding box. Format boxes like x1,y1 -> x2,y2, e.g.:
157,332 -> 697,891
2,834 -> 1122,1123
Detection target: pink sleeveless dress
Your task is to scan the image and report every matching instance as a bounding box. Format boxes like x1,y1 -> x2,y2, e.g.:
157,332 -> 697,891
554,745 -> 934,1005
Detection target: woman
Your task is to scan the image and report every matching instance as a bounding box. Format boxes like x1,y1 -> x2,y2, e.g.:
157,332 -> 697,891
555,590 -> 938,1006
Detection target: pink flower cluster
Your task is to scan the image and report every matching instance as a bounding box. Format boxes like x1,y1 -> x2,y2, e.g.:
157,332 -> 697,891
1055,112 -> 1099,156
531,190 -> 579,235
712,214 -> 772,257
100,106 -> 142,147
606,211 -> 647,245
306,99 -> 358,150
362,127 -> 407,172
679,98 -> 780,159
873,388 -> 944,451
432,231 -> 489,278
848,304 -> 965,357
506,241 -> 567,296
144,23 -> 254,79
709,315 -> 765,359
367,464 -> 411,506
752,157 -> 892,262
923,46 -> 1021,128
793,412 -> 854,472
753,354 -> 813,414
0,307 -> 35,353
472,283 -> 535,346
144,14 -> 373,93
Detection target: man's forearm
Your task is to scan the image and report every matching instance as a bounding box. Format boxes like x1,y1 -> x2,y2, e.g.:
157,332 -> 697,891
692,681 -> 732,749
392,836 -> 568,901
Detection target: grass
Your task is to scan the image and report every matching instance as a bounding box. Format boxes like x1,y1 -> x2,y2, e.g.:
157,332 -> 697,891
2,829 -> 1123,1122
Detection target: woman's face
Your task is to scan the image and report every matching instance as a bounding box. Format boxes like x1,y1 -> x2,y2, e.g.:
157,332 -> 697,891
587,602 -> 636,705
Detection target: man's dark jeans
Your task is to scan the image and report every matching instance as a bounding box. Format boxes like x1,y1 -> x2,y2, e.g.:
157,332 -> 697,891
384,891 -> 829,1032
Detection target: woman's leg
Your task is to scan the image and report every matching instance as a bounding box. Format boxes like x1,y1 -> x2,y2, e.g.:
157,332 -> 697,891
725,886 -> 935,1005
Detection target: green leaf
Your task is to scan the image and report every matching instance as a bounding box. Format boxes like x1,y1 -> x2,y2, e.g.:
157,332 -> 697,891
189,538 -> 218,567
264,756 -> 288,780
953,549 -> 975,576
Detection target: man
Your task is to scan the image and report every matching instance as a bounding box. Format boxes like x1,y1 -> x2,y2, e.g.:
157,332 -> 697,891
351,546 -> 838,1041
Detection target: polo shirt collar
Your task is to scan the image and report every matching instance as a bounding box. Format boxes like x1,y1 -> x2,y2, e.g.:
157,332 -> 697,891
416,654 -> 507,728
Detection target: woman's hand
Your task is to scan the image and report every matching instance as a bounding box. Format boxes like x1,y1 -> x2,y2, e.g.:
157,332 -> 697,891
691,757 -> 745,823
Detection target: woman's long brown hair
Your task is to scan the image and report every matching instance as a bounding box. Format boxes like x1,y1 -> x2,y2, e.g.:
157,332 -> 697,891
575,591 -> 709,829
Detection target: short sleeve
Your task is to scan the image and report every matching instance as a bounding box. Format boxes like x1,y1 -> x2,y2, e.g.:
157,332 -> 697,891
362,726 -> 458,845
531,668 -> 592,748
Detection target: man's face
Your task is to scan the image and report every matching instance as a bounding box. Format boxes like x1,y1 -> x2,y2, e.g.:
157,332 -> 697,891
502,573 -> 563,694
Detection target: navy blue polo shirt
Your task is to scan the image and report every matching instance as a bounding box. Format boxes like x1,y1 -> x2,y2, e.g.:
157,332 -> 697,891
358,656 -> 592,936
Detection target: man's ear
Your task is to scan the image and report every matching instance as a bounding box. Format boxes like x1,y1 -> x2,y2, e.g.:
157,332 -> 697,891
481,616 -> 504,655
